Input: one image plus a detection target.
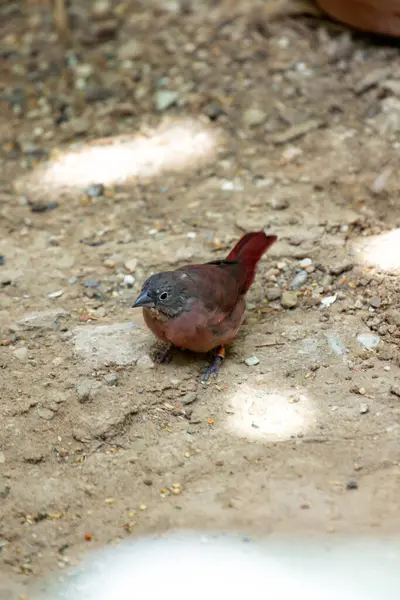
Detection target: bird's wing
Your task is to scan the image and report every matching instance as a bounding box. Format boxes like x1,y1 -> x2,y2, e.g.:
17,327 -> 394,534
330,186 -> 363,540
175,263 -> 245,325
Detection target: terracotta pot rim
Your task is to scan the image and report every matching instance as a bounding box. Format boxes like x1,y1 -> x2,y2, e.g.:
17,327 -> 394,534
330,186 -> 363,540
316,0 -> 400,38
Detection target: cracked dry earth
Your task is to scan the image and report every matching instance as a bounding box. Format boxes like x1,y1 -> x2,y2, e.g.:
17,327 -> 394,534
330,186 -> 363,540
1,1 -> 400,597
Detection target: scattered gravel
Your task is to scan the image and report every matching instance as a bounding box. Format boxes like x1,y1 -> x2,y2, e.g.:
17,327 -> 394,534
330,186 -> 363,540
281,291 -> 298,309
124,274 -> 135,287
13,347 -> 28,361
243,107 -> 268,127
369,296 -> 381,309
85,183 -> 105,197
37,408 -> 55,421
244,355 -> 260,367
357,333 -> 381,350
291,270 -> 308,289
155,90 -> 179,111
104,373 -> 117,386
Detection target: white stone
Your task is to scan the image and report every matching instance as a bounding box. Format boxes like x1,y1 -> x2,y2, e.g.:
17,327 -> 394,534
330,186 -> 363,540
124,258 -> 138,272
136,354 -> 155,369
48,290 -> 64,299
18,309 -> 69,330
73,323 -> 149,368
13,347 -> 28,361
244,355 -> 260,367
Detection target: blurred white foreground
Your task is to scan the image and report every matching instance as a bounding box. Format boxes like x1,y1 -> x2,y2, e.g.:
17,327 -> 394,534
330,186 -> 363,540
31,532 -> 400,600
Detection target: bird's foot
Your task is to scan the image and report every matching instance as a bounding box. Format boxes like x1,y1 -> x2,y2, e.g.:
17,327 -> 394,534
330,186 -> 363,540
201,346 -> 225,383
154,344 -> 174,364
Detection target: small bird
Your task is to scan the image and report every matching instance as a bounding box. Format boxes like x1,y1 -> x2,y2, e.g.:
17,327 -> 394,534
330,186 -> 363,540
132,231 -> 277,382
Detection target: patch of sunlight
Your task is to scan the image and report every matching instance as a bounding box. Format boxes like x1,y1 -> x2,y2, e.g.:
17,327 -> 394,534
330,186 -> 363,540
23,118 -> 220,191
352,229 -> 400,272
226,384 -> 315,442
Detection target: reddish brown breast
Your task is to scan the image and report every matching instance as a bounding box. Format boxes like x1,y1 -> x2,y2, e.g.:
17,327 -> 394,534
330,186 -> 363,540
143,295 -> 246,353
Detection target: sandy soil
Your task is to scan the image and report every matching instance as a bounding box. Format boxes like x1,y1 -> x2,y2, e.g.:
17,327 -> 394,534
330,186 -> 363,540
1,1 -> 400,597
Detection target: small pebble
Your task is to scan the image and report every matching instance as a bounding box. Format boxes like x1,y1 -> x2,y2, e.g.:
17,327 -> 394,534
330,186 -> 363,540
104,258 -> 116,268
204,102 -> 224,121
244,355 -> 260,367
359,402 -> 369,414
329,261 -> 354,275
124,258 -> 138,272
369,296 -> 381,309
92,0 -> 112,18
136,354 -> 155,369
143,478 -> 153,486
155,90 -> 179,111
320,294 -> 337,308
299,258 -> 312,268
0,256 -> 4,266
85,183 -> 104,198
13,347 -> 28,361
86,87 -> 113,103
37,408 -> 54,421
48,290 -> 64,299
346,479 -> 359,490
243,107 -> 267,127
320,274 -> 333,288
282,146 -> 302,161
268,196 -> 289,210
124,274 -> 135,288
288,234 -> 304,246
281,291 -> 298,309
30,201 -> 58,213
104,373 -> 117,386
265,287 -> 282,301
371,167 -> 393,194
390,384 -> 400,398
118,39 -> 144,60
84,279 -> 100,288
180,393 -> 198,405
291,270 -> 308,289
48,236 -> 60,246
221,180 -> 243,192
69,116 -> 90,135
76,379 -> 100,402
357,332 -> 380,350
68,277 -> 78,285
75,64 -> 94,79
23,451 -> 44,464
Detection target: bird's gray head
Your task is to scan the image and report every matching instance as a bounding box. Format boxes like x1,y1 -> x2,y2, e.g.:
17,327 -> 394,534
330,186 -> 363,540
131,271 -> 189,318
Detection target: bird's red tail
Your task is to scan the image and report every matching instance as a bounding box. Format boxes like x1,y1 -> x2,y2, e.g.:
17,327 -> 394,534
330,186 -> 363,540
226,231 -> 277,294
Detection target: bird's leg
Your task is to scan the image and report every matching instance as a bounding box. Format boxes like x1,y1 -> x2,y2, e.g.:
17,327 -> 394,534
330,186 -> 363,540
201,345 -> 225,383
154,344 -> 174,364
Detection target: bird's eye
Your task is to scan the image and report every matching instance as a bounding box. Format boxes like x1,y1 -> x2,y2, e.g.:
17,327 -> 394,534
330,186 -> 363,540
159,291 -> 169,301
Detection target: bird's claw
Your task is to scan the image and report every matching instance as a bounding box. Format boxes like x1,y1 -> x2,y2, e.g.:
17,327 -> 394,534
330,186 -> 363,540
201,357 -> 223,383
201,346 -> 225,384
154,345 -> 174,364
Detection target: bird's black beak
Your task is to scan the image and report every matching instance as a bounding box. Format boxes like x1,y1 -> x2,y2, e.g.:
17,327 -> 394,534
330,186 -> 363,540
131,290 -> 155,309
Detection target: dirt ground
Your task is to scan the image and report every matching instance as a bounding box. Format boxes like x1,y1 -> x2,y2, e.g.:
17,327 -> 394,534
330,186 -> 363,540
1,1 -> 400,597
